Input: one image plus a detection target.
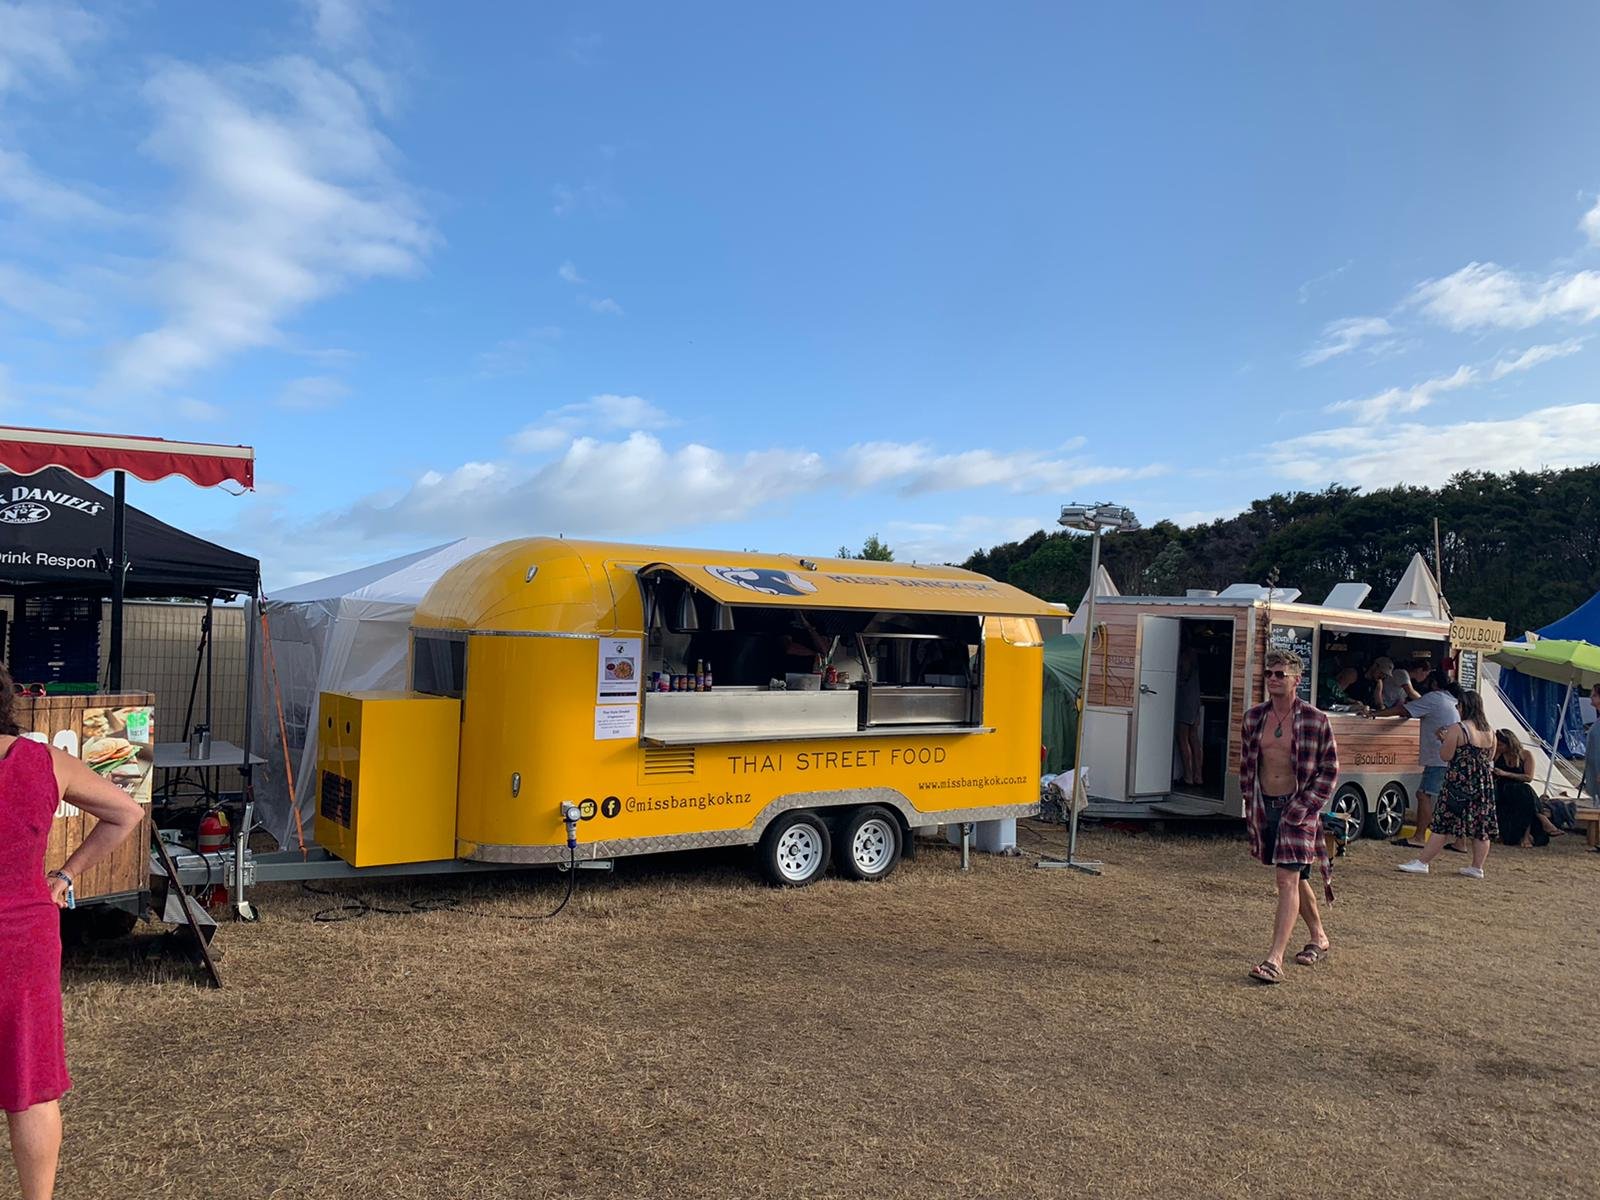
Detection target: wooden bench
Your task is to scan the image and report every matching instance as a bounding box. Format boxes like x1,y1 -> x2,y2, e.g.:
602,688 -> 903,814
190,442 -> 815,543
1575,808 -> 1600,849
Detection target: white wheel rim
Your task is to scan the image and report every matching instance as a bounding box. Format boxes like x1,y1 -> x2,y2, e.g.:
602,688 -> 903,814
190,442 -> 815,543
776,825 -> 823,882
852,818 -> 894,873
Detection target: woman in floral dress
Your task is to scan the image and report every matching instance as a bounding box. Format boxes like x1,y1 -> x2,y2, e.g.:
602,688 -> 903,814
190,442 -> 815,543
1397,690 -> 1498,879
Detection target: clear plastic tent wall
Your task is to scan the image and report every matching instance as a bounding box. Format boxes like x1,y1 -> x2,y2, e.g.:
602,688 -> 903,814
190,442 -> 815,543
249,538 -> 495,847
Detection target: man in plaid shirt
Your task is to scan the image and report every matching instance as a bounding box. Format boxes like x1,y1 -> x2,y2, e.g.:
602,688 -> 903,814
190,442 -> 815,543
1240,647 -> 1340,985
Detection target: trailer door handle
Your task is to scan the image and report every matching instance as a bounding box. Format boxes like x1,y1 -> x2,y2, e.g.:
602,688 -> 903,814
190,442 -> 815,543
1139,683 -> 1157,696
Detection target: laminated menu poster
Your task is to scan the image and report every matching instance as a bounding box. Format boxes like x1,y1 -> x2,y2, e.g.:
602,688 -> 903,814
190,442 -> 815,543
596,637 -> 643,704
594,705 -> 639,740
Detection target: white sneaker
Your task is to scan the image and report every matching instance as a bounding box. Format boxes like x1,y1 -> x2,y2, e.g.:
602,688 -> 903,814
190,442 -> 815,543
1397,860 -> 1429,874
1458,866 -> 1484,879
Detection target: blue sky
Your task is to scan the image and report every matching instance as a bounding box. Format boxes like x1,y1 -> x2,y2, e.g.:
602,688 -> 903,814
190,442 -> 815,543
3,1 -> 1600,588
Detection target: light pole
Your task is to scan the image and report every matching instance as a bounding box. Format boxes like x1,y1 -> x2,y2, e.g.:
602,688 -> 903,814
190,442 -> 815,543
1038,501 -> 1139,875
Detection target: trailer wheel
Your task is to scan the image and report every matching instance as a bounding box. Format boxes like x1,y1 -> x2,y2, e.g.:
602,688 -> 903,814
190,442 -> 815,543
1329,784 -> 1367,842
759,812 -> 832,887
1367,781 -> 1408,840
834,805 -> 902,882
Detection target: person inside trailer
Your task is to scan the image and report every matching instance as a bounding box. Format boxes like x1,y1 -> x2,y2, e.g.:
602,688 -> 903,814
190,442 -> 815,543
1318,666 -> 1362,709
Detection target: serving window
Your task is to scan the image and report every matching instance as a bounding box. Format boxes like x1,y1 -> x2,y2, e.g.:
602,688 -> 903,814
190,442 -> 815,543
637,571 -> 986,738
1312,625 -> 1446,712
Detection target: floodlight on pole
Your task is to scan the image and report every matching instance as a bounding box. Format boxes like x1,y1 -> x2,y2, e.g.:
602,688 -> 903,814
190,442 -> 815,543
1038,501 -> 1139,876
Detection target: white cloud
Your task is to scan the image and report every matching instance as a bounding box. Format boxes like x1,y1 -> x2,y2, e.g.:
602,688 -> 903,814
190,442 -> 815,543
0,1 -> 101,96
1327,364 -> 1477,423
1267,402 -> 1600,490
510,393 -> 671,453
299,0 -> 380,52
333,433 -> 826,540
1582,196 -> 1600,248
238,423 -> 1167,581
839,441 -> 1165,496
883,515 -> 1048,565
1300,316 -> 1395,367
1297,261 -> 1351,305
1487,337 -> 1585,379
277,374 -> 351,409
1410,262 -> 1600,331
557,260 -> 584,284
102,56 -> 433,395
585,295 -> 623,316
0,145 -> 117,223
0,259 -> 89,332
1326,340 -> 1584,424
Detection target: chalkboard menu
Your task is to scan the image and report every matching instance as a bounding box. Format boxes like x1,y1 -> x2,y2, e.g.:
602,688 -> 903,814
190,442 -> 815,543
1268,625 -> 1314,702
1457,650 -> 1479,693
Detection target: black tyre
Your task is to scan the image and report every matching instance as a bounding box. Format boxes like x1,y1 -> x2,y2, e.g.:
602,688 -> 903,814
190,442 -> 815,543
758,811 -> 832,887
1366,781 -> 1408,840
1329,784 -> 1367,842
833,805 -> 903,882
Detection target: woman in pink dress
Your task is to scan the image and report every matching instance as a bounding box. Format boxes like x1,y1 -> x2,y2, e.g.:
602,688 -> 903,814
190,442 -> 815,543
2,667 -> 144,1200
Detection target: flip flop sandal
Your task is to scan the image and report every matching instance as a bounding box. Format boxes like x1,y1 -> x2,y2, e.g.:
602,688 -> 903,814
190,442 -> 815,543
1249,961 -> 1284,985
1293,943 -> 1329,966
1443,844 -> 1468,853
1390,838 -> 1427,849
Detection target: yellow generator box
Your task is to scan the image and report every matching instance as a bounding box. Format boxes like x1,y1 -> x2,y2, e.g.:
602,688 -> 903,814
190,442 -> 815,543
316,691 -> 461,867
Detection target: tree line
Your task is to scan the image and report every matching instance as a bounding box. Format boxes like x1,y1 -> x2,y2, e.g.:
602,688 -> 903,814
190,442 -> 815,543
960,466 -> 1600,636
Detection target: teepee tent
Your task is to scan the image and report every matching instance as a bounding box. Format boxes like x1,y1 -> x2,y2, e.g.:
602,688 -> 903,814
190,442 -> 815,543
251,538 -> 495,847
1065,565 -> 1120,634
1381,552 -> 1449,621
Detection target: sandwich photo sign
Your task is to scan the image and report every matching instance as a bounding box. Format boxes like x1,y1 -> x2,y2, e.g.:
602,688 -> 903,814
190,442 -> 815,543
26,702 -> 154,819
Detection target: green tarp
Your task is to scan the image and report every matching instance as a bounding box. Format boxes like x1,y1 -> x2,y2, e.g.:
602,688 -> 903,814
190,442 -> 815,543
1042,634 -> 1084,774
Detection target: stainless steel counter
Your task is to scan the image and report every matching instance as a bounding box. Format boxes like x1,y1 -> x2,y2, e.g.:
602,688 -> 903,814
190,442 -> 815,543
640,687 -> 859,741
865,685 -> 971,726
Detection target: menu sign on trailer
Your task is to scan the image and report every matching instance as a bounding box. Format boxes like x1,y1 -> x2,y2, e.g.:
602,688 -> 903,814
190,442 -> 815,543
1268,625 -> 1315,703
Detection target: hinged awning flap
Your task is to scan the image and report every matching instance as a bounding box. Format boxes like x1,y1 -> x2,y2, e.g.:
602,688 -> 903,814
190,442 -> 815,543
0,426 -> 254,490
641,561 -> 1065,618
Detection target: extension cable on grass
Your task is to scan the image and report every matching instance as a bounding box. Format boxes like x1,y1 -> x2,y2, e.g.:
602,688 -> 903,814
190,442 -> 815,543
302,845 -> 578,923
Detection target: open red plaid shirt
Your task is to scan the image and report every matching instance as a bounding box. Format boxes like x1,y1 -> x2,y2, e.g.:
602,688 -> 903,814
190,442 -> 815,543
1240,697 -> 1340,902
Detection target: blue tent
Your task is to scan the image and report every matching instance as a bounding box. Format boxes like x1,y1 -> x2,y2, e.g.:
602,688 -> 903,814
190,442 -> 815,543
1499,592 -> 1600,756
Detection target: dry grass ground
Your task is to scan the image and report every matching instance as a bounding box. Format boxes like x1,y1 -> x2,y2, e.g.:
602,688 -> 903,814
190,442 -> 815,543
27,823 -> 1600,1199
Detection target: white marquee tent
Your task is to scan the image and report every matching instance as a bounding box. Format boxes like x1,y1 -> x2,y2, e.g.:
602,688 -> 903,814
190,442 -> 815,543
250,538 -> 495,847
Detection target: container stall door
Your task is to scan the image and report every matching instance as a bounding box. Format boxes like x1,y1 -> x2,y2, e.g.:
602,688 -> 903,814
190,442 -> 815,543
1132,616 -> 1181,795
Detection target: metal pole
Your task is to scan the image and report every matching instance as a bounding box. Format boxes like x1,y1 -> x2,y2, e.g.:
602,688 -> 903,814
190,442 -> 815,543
1039,524 -> 1104,875
1540,680 -> 1575,797
203,595 -> 214,734
108,470 -> 126,690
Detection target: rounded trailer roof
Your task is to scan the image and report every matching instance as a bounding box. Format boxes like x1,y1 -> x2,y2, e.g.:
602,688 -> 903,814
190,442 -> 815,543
412,537 -> 1063,634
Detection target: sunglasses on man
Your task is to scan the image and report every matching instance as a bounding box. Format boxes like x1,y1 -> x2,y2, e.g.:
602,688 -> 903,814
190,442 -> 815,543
1264,669 -> 1297,679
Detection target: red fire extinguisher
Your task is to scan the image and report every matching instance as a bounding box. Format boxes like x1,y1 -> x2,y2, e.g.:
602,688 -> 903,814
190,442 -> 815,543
196,809 -> 231,908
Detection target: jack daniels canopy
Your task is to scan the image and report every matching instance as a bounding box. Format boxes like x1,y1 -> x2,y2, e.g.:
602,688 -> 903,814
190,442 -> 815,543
0,467 -> 258,598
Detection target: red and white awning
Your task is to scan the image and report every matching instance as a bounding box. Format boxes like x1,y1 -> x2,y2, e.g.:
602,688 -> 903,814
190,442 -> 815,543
0,426 -> 254,490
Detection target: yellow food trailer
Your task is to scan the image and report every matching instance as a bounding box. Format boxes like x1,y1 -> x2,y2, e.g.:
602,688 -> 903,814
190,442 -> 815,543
314,538 -> 1061,885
